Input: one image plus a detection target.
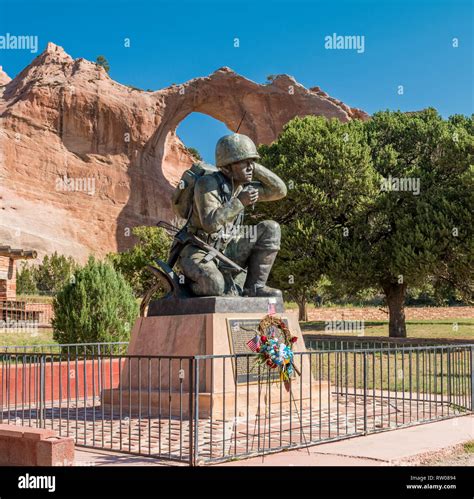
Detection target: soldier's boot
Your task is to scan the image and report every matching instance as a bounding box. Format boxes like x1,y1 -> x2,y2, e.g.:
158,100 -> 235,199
243,249 -> 282,298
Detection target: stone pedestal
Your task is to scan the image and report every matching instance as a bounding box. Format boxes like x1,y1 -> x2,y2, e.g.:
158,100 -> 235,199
101,297 -> 329,419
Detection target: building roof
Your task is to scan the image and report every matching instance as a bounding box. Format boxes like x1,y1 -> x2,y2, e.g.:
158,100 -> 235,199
0,246 -> 37,259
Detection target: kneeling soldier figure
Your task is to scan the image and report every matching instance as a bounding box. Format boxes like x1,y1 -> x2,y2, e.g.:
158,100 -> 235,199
174,133 -> 287,298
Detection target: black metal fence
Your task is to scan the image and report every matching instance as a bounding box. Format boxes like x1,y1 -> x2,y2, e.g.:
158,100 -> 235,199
0,342 -> 128,356
0,344 -> 472,465
305,336 -> 474,351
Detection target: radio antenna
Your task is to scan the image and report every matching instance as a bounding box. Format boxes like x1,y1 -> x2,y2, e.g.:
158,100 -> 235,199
235,111 -> 246,133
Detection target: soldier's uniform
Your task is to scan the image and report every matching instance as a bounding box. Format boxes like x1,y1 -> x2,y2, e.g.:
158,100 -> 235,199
177,134 -> 287,297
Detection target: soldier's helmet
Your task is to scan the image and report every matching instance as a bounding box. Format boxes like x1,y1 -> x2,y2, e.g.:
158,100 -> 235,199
215,133 -> 260,168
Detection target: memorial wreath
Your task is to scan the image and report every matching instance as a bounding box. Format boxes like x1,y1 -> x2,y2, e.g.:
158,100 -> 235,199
246,315 -> 301,383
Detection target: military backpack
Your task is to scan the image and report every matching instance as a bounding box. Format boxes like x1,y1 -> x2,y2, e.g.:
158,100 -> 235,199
172,161 -> 229,219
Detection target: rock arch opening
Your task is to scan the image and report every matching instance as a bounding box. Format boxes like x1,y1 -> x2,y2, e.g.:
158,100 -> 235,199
159,109 -> 240,189
108,67 -> 367,254
115,109 -> 239,251
174,111 -> 233,164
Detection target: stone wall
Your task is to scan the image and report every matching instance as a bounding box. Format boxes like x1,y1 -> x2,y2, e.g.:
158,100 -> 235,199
0,424 -> 74,466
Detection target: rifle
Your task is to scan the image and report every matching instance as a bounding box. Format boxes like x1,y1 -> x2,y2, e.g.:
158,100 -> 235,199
157,221 -> 246,274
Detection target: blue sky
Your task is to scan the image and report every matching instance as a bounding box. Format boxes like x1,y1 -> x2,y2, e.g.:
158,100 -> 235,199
0,0 -> 472,162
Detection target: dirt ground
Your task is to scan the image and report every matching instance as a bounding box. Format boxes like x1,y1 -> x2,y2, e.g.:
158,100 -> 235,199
428,452 -> 474,466
421,442 -> 474,466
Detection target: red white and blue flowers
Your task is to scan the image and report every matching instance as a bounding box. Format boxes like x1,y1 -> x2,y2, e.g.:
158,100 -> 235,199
246,315 -> 300,383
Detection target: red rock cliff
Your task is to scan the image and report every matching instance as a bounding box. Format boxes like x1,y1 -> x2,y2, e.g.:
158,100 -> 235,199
0,42 -> 368,261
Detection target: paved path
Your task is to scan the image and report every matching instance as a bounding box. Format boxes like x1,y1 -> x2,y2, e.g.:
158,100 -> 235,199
74,415 -> 474,466
75,447 -> 178,466
218,415 -> 474,466
12,392 -> 451,463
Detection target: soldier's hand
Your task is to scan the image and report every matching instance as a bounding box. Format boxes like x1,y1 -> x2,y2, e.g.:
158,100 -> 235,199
238,187 -> 259,206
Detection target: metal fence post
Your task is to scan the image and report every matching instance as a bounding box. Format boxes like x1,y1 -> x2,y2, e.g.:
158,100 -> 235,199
447,348 -> 452,405
363,351 -> 368,434
188,357 -> 194,466
39,355 -> 46,428
97,344 -> 102,395
193,357 -> 200,466
470,347 -> 474,412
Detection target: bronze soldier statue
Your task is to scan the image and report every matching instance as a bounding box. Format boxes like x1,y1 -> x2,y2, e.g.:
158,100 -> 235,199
142,133 -> 287,308
173,133 -> 287,298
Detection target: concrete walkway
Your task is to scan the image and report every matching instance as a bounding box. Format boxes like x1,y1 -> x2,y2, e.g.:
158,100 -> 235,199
217,415 -> 474,466
74,415 -> 473,467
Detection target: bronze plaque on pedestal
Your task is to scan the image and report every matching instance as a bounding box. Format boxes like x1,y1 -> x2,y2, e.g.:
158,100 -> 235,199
226,318 -> 288,384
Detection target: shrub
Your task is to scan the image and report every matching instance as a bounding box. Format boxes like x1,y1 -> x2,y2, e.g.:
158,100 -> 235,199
107,226 -> 172,297
186,146 -> 202,161
52,257 -> 138,344
16,252 -> 77,296
34,252 -> 77,295
96,55 -> 110,73
16,262 -> 38,295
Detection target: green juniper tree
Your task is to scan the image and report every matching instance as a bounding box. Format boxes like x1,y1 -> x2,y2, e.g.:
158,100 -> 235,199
362,110 -> 472,336
16,262 -> 38,295
257,116 -> 376,320
258,111 -> 473,336
186,147 -> 203,161
34,252 -> 78,295
53,256 -> 138,344
107,226 -> 172,298
96,55 -> 110,73
329,110 -> 473,336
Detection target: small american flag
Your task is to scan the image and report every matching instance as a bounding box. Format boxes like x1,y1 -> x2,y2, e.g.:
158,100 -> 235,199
246,335 -> 261,352
267,297 -> 277,315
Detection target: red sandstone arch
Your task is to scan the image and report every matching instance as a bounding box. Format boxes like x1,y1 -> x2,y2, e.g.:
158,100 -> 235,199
0,44 -> 368,260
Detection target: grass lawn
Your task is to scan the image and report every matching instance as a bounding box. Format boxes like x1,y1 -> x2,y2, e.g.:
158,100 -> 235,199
300,319 -> 473,397
1,319 -> 473,347
0,328 -> 55,347
301,319 -> 474,340
16,294 -> 54,303
463,441 -> 474,453
308,346 -> 471,397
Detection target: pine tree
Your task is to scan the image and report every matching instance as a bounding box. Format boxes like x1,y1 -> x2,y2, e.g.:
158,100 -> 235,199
52,257 -> 138,344
107,226 -> 172,297
16,262 -> 38,295
257,116 -> 375,320
96,55 -> 110,73
258,111 -> 473,337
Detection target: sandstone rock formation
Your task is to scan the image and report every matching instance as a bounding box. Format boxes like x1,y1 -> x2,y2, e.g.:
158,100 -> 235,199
0,66 -> 11,86
0,42 -> 368,262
